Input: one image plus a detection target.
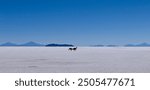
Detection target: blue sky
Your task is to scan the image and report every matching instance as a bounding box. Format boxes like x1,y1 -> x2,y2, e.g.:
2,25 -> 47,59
0,0 -> 150,45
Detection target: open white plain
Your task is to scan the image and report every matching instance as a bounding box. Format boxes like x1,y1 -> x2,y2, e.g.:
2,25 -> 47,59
0,47 -> 150,73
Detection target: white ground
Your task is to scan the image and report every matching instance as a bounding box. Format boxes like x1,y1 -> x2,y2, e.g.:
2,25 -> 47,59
0,47 -> 150,73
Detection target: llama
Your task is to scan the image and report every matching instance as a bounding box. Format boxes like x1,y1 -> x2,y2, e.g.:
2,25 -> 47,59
68,47 -> 77,51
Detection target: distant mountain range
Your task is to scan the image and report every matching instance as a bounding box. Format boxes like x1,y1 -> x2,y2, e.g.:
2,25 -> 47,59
125,43 -> 150,47
1,42 -> 150,47
0,41 -> 74,47
93,45 -> 118,47
0,42 -> 18,46
93,43 -> 150,47
0,41 -> 44,46
20,41 -> 43,46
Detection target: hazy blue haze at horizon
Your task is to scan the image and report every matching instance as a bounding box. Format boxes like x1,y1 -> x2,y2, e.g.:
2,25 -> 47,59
0,0 -> 150,45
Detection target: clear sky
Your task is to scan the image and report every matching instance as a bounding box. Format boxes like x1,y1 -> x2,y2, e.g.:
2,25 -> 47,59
0,0 -> 150,45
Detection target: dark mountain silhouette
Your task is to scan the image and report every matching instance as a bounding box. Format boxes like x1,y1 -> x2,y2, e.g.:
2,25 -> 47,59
20,41 -> 44,46
0,42 -> 18,46
46,43 -> 74,47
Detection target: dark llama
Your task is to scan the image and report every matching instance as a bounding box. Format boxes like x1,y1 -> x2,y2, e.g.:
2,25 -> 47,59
68,47 -> 77,51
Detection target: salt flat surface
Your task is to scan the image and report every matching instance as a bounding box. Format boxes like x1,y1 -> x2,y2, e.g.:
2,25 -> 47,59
0,47 -> 150,73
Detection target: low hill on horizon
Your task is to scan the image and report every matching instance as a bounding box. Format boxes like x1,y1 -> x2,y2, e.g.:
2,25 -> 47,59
46,43 -> 74,47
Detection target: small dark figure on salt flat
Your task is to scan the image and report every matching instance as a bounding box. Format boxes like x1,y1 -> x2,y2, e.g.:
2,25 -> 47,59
68,47 -> 77,51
